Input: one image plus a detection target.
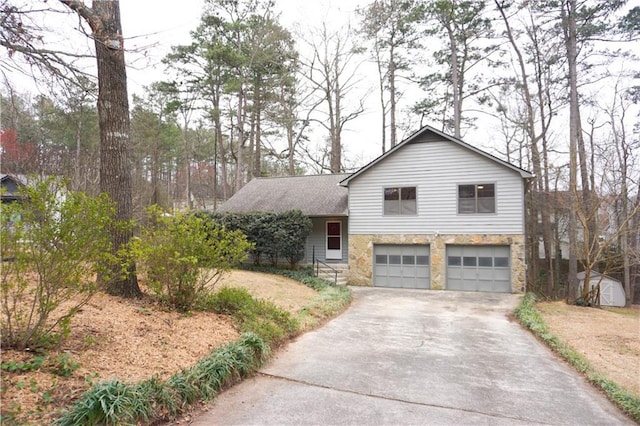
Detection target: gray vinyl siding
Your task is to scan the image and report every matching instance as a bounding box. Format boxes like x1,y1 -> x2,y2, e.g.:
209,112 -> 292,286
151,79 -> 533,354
348,140 -> 526,235
304,217 -> 348,263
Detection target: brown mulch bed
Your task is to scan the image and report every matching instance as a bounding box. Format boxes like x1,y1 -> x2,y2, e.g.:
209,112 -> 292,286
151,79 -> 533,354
0,270 -> 318,424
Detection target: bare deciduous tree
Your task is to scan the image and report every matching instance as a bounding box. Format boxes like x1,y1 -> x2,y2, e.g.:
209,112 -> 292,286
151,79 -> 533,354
302,23 -> 366,173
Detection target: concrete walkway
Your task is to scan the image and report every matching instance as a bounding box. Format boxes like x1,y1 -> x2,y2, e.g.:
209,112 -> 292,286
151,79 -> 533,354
190,288 -> 632,425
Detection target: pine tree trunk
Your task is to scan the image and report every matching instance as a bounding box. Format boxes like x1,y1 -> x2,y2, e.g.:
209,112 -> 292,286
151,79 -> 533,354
563,0 -> 579,302
445,22 -> 461,139
497,1 -> 555,295
389,43 -> 397,148
331,54 -> 342,174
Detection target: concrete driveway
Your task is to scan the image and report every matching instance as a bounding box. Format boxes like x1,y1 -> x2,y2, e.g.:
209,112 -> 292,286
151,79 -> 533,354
190,288 -> 631,425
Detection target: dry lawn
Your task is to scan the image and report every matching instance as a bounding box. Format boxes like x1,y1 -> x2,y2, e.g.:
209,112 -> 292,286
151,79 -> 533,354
0,270 -> 319,424
536,301 -> 640,398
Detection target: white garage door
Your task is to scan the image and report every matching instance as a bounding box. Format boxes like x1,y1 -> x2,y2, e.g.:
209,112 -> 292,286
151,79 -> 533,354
447,245 -> 511,293
374,245 -> 430,289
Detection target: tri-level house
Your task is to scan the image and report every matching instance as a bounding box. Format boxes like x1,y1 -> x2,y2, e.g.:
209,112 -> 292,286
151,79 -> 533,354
220,125 -> 534,293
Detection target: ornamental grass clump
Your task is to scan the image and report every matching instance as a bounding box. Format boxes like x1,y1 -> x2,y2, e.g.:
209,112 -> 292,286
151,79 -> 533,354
54,333 -> 269,425
53,380 -> 152,426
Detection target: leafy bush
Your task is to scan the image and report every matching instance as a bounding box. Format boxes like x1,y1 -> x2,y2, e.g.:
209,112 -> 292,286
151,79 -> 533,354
0,177 -> 115,350
275,210 -> 313,267
199,210 -> 312,267
133,207 -> 252,312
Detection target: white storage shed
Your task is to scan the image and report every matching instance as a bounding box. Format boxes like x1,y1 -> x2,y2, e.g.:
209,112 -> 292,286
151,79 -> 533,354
577,271 -> 626,307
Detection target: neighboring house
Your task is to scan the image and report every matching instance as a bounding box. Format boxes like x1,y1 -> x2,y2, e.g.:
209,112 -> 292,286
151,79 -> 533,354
1,174 -> 28,244
220,125 -> 534,293
1,174 -> 26,203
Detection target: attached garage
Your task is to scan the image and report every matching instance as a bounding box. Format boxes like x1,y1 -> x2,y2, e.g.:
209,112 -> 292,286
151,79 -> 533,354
447,245 -> 511,293
374,245 -> 430,289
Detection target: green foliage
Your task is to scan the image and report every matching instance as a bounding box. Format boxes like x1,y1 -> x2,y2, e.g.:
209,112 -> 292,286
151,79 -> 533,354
48,353 -> 80,378
52,380 -> 152,426
276,210 -> 313,267
136,377 -> 178,418
619,6 -> 640,35
206,287 -> 298,346
0,177 -> 116,350
130,89 -> 183,211
54,333 -> 269,425
237,299 -> 299,346
1,356 -> 45,373
204,286 -> 255,314
42,390 -> 54,403
0,401 -> 23,426
173,333 -> 269,402
296,285 -> 352,330
205,267 -> 352,342
132,206 -> 251,312
515,293 -> 640,423
198,210 -> 312,267
236,265 -> 353,330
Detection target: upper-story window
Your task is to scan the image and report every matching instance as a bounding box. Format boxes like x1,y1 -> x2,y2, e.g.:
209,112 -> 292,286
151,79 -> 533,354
458,183 -> 495,214
384,186 -> 416,215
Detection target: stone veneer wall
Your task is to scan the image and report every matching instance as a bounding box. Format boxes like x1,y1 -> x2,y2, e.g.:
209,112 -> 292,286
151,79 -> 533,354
347,234 -> 526,293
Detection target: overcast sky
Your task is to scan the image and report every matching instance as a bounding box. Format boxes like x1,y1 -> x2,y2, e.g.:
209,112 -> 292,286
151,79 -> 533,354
118,0 -> 383,166
4,0 -> 640,170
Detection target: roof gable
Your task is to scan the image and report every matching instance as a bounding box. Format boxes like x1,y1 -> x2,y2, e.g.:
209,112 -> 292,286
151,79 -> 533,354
219,174 -> 349,216
1,174 -> 27,200
340,125 -> 534,186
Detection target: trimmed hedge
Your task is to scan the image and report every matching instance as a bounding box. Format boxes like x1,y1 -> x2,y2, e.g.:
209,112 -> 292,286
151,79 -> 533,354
197,210 -> 312,267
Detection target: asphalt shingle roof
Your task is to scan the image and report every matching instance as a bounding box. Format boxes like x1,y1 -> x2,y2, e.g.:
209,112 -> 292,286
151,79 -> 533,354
219,174 -> 349,216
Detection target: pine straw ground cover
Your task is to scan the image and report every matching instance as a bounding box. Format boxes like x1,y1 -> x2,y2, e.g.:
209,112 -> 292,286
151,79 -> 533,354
0,269 -> 330,424
536,300 -> 640,399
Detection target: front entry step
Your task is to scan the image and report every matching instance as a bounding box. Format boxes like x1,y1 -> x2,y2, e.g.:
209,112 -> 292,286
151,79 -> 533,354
316,263 -> 348,286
